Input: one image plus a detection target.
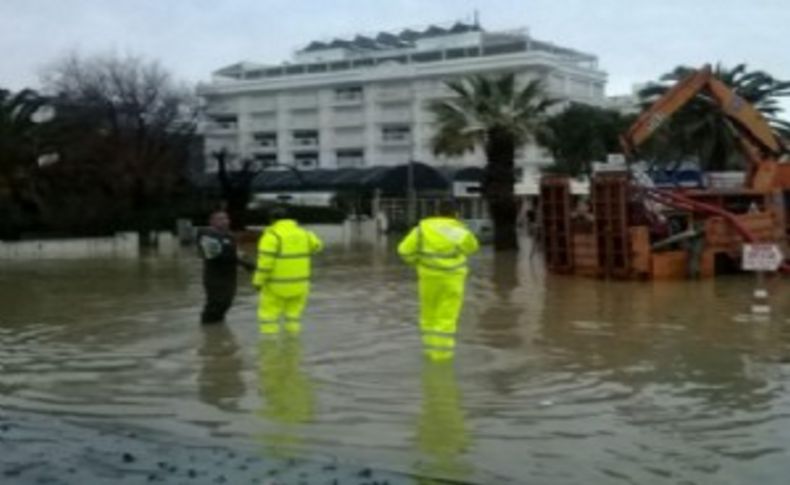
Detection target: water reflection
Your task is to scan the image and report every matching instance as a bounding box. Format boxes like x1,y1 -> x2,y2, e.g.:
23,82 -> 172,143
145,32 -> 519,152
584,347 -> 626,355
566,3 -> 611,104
197,325 -> 245,412
256,335 -> 315,457
476,252 -> 523,349
2,244 -> 790,483
415,355 -> 472,482
491,252 -> 520,299
539,277 -> 782,433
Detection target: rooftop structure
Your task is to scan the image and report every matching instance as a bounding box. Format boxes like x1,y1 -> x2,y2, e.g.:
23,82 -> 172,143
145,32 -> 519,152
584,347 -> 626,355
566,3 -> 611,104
198,20 -> 608,173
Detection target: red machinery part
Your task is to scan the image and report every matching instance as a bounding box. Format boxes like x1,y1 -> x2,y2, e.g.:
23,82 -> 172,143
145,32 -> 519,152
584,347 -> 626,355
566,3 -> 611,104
642,187 -> 790,274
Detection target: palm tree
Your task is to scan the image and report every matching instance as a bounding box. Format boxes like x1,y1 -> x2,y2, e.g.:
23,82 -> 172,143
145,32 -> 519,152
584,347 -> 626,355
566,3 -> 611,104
537,103 -> 632,177
431,73 -> 554,250
638,63 -> 790,171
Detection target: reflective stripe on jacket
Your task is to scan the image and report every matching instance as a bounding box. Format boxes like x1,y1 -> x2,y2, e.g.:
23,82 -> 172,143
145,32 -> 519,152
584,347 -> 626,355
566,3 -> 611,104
397,217 -> 479,275
253,220 -> 323,288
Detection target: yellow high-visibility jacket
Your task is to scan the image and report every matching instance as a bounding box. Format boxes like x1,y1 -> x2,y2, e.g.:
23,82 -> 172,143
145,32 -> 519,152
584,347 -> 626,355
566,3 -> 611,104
398,217 -> 479,276
253,220 -> 323,292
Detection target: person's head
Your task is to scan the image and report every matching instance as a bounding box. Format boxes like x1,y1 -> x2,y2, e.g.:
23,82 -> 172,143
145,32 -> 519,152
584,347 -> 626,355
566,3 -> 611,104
269,205 -> 289,223
436,199 -> 459,218
209,210 -> 231,231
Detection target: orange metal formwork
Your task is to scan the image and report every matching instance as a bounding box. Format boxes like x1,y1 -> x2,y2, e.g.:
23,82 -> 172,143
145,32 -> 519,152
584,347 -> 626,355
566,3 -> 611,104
592,173 -> 632,278
540,177 -> 573,273
572,233 -> 599,277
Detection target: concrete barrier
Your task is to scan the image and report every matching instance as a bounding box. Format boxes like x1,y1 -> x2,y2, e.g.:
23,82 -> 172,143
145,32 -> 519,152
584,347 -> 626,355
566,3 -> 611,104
245,220 -> 379,248
0,233 -> 140,259
465,218 -> 494,245
175,219 -> 196,245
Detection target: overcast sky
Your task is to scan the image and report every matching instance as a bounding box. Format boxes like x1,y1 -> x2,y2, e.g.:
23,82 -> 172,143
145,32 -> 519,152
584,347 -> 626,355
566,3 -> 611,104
1,0 -> 788,107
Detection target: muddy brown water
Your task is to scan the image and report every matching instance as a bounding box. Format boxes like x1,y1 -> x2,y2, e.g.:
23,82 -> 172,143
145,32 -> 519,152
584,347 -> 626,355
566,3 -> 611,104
1,236 -> 789,484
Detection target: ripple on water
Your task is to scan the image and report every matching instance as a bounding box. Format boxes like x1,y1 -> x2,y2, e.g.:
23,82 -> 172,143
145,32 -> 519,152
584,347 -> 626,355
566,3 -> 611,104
1,249 -> 790,484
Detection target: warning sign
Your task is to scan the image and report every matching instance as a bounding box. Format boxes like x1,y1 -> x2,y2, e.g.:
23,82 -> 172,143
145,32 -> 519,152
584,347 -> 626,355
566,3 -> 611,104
742,244 -> 784,272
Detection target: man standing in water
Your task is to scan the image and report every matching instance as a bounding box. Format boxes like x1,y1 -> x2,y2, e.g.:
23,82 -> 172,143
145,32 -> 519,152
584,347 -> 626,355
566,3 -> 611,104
197,210 -> 252,324
398,200 -> 479,359
253,206 -> 323,335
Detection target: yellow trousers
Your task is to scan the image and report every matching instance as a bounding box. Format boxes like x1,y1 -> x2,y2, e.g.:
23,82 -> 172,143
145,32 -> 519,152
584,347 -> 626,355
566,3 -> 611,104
257,285 -> 309,335
418,270 -> 466,359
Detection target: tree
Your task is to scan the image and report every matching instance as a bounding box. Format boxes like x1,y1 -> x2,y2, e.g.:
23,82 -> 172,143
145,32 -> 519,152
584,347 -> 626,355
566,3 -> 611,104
0,88 -> 58,238
41,52 -> 197,242
538,103 -> 632,177
431,73 -> 554,250
0,89 -> 49,205
638,63 -> 790,171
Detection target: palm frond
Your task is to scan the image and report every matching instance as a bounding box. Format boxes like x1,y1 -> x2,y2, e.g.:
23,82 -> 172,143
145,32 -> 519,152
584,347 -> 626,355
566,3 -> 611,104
636,62 -> 790,169
427,72 -> 552,160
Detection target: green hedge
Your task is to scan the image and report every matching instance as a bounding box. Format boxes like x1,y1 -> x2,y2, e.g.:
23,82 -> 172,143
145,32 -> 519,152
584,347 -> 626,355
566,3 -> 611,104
0,193 -> 206,240
0,192 -> 348,240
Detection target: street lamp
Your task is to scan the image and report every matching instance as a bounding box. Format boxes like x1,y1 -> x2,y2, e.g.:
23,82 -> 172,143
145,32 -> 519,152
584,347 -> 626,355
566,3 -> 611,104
407,81 -> 417,225
407,157 -> 416,225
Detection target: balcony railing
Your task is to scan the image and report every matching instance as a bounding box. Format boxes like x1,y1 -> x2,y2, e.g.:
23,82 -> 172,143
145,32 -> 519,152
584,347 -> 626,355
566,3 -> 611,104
288,96 -> 319,109
334,135 -> 365,147
377,89 -> 412,101
204,122 -> 238,134
380,133 -> 412,145
337,157 -> 365,168
378,110 -> 412,123
333,115 -> 365,127
334,92 -> 364,104
250,120 -> 278,131
250,141 -> 277,152
205,106 -> 236,116
292,138 -> 319,147
295,159 -> 319,169
248,98 -> 277,112
289,117 -> 319,128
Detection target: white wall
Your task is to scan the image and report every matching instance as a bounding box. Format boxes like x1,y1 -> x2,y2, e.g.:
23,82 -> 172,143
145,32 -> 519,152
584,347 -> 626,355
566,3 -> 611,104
201,42 -> 607,173
0,233 -> 141,259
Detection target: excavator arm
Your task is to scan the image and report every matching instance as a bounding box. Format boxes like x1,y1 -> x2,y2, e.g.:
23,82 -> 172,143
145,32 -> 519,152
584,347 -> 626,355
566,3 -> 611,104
705,76 -> 788,189
621,66 -> 714,157
620,64 -> 786,189
706,76 -> 782,155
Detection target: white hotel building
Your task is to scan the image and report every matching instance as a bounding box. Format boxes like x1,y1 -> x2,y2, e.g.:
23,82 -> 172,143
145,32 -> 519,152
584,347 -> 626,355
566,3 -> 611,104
197,21 -> 607,174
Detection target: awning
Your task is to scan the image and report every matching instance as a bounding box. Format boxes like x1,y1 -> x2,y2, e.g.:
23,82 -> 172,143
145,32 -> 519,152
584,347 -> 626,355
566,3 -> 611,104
247,162 -> 452,196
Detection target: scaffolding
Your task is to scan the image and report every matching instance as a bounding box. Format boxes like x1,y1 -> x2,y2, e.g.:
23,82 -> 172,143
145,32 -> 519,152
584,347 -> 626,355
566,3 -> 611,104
592,173 -> 631,278
540,177 -> 573,272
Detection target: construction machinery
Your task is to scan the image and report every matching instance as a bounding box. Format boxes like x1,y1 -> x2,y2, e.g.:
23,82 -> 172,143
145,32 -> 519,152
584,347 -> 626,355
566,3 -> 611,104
622,64 -> 790,192
541,64 -> 790,279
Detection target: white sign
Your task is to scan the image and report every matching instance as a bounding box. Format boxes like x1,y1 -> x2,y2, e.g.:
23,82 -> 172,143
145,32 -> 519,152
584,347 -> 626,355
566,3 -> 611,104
607,153 -> 626,164
453,181 -> 481,198
593,158 -> 627,173
742,244 -> 784,272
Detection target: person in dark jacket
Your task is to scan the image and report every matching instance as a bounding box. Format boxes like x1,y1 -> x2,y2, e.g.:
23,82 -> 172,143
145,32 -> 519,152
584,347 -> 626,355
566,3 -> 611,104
197,210 -> 252,324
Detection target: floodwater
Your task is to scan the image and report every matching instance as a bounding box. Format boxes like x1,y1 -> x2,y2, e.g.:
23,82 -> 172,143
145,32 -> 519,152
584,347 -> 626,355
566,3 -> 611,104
1,235 -> 790,484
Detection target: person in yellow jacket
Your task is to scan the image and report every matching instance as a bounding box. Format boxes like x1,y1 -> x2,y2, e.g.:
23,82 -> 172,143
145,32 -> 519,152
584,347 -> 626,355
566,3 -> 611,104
398,200 -> 479,359
253,207 -> 323,335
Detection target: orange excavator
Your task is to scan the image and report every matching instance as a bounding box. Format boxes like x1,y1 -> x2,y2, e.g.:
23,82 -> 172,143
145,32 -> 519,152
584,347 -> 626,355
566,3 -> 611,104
621,64 -> 790,191
619,64 -> 790,273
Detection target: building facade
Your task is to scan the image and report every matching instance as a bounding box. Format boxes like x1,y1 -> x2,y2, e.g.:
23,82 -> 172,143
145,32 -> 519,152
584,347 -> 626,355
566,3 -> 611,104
607,82 -> 649,115
198,21 -> 607,174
